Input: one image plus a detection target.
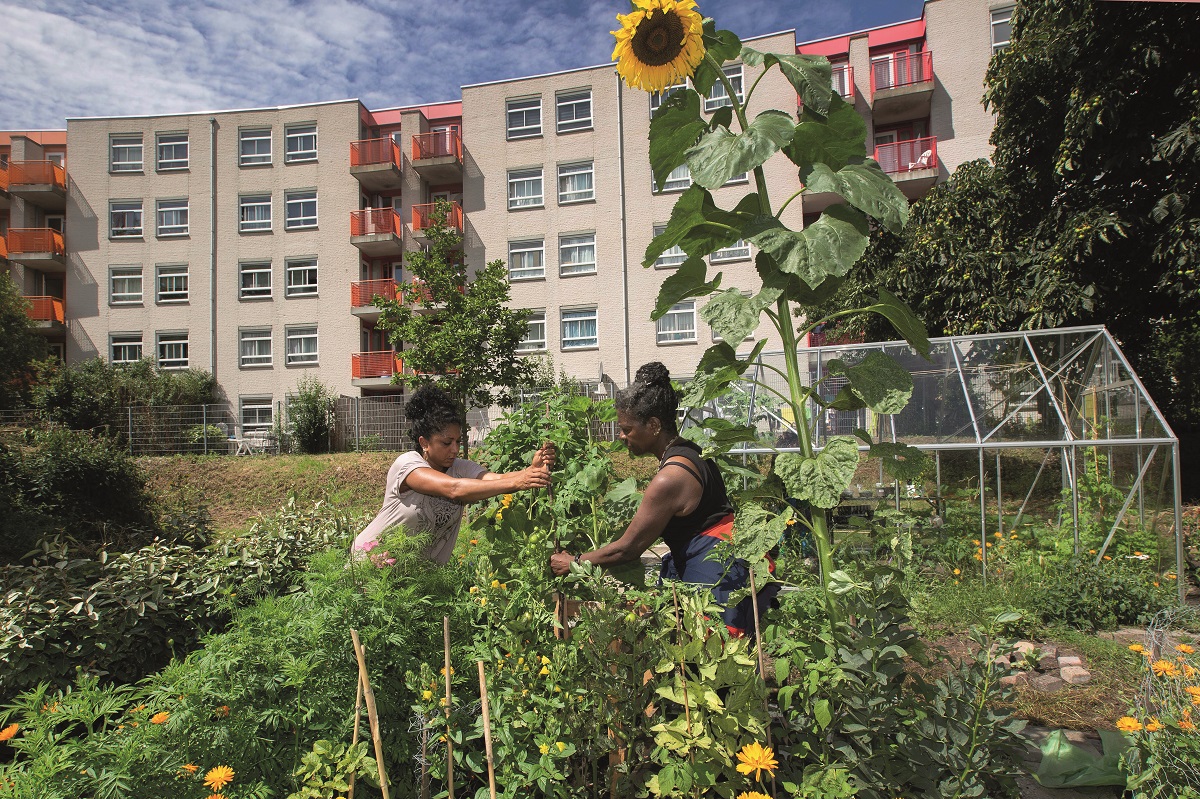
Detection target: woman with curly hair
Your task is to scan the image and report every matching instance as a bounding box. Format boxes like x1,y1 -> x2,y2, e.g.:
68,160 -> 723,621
354,384 -> 555,563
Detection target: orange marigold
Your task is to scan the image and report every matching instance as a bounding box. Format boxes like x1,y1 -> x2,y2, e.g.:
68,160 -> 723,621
0,724 -> 18,742
1151,659 -> 1180,678
1116,716 -> 1143,733
151,711 -> 169,724
203,765 -> 235,791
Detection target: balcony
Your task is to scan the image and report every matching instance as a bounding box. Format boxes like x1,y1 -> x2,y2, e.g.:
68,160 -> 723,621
7,228 -> 66,271
25,296 -> 65,334
411,201 -> 463,243
350,208 -> 404,257
832,64 -> 855,102
0,234 -> 7,263
410,130 -> 463,184
350,138 -> 403,192
407,277 -> 464,315
870,50 -> 934,125
350,278 -> 399,321
351,351 -> 402,388
873,137 -> 938,199
8,161 -> 67,211
0,163 -> 10,210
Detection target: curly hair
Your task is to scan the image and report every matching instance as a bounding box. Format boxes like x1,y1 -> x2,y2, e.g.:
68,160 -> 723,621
615,362 -> 679,435
406,385 -> 464,451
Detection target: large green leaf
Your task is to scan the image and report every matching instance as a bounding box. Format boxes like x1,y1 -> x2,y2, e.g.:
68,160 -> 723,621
652,256 -> 721,320
774,436 -> 860,508
687,110 -> 795,189
785,94 -> 867,171
869,442 -> 929,482
696,339 -> 767,377
756,252 -> 844,306
692,23 -> 742,96
865,289 -> 931,357
800,162 -> 910,235
649,90 -> 706,196
643,187 -> 756,267
680,365 -> 743,407
842,351 -> 914,414
700,289 -> 759,344
746,204 -> 869,289
741,48 -> 833,117
695,417 -> 759,452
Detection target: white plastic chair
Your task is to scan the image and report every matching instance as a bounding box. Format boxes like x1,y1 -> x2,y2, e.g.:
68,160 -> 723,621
907,149 -> 933,170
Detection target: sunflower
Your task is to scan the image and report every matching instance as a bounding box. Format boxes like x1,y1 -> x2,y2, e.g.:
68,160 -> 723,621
736,793 -> 772,799
612,0 -> 706,93
734,741 -> 778,782
203,765 -> 235,791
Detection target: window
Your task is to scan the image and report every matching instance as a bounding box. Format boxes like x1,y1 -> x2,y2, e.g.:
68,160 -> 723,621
110,333 -> 143,364
653,224 -> 687,268
653,163 -> 691,193
657,301 -> 697,344
651,80 -> 688,115
239,194 -> 272,231
508,239 -> 545,280
240,396 -> 273,432
239,128 -> 272,165
991,7 -> 1014,53
156,133 -> 188,170
285,258 -> 318,296
518,310 -> 547,353
711,239 -> 751,263
157,332 -> 189,370
286,326 -> 319,365
110,134 -> 143,172
558,161 -> 594,203
724,172 -> 749,185
556,90 -> 592,133
109,266 -> 143,305
559,233 -> 596,276
156,198 -> 189,237
508,168 -> 544,209
285,124 -> 317,162
239,328 -> 273,367
561,307 -> 598,350
705,65 -> 744,112
239,261 -> 272,299
506,97 -> 541,139
285,190 -> 317,229
110,201 -> 143,238
156,264 -> 189,303
830,62 -> 852,98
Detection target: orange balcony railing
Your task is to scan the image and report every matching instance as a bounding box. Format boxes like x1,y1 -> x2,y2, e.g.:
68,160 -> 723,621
0,162 -> 8,191
873,137 -> 938,175
350,138 -> 402,168
411,130 -> 462,162
0,236 -> 7,260
350,208 -> 402,237
412,201 -> 463,233
8,228 -> 65,255
351,278 -> 399,308
26,296 -> 64,324
870,50 -> 933,96
351,351 -> 402,379
10,160 -> 67,190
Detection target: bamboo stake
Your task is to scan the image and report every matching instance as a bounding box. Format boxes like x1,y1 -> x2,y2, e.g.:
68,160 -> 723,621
477,661 -> 498,799
350,629 -> 391,799
671,585 -> 692,734
347,671 -> 364,799
443,616 -> 455,799
748,568 -> 776,799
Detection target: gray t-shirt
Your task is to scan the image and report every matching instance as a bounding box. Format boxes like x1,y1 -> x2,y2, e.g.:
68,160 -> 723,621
353,451 -> 487,564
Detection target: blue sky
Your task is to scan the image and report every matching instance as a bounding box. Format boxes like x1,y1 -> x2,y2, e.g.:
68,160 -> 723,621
0,0 -> 924,129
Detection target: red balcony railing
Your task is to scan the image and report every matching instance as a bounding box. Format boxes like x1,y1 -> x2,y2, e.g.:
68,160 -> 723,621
0,162 -> 8,191
352,351 -> 402,379
350,138 -> 402,168
873,137 -> 938,175
870,50 -> 933,96
8,228 -> 65,255
9,160 -> 67,190
26,296 -> 64,324
412,201 -> 463,232
0,236 -> 7,260
350,208 -> 402,237
831,64 -> 855,100
411,130 -> 462,162
351,278 -> 399,308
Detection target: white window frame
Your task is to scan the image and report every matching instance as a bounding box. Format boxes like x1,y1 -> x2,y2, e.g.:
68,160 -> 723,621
109,266 -> 143,305
991,7 -> 1014,53
239,328 -> 273,368
556,90 -> 592,133
653,224 -> 687,268
240,396 -> 274,433
559,233 -> 596,276
506,97 -> 542,139
723,172 -> 749,186
285,190 -> 317,229
704,65 -> 744,112
284,123 -> 317,162
110,200 -> 144,238
508,168 -> 544,209
285,257 -> 318,296
239,261 -> 272,299
156,198 -> 189,237
110,134 -> 143,172
508,239 -> 545,281
156,132 -> 188,170
654,163 -> 691,193
240,128 -> 272,166
561,307 -> 598,351
110,333 -> 143,364
156,332 -> 189,370
710,239 -> 751,263
557,161 -> 594,204
285,326 -> 319,365
651,80 -> 688,114
239,194 -> 272,232
156,264 -> 189,304
656,300 -> 697,344
830,62 -> 852,99
518,310 -> 547,353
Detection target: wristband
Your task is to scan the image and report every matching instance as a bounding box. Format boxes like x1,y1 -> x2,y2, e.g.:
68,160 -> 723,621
574,553 -> 583,564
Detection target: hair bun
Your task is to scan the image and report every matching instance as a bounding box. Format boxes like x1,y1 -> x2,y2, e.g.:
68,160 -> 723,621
635,361 -> 671,388
405,384 -> 438,418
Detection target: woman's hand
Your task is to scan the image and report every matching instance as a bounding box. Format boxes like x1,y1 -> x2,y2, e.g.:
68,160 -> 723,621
549,550 -> 576,576
514,464 -> 552,490
531,441 -> 557,470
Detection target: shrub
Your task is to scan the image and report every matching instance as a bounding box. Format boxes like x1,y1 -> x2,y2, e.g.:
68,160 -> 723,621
287,374 -> 336,454
1029,556 -> 1178,631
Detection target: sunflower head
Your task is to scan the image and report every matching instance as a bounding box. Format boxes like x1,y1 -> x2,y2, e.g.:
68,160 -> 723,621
612,0 -> 706,93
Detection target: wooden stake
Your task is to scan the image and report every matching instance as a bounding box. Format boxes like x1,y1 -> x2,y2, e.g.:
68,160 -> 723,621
748,568 -> 776,799
347,671 -> 364,799
477,661 -> 498,799
350,629 -> 391,799
443,616 -> 455,799
671,585 -> 692,734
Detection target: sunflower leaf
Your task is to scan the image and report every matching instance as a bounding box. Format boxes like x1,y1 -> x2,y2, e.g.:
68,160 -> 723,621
696,339 -> 766,377
643,187 -> 758,267
799,162 -> 909,234
741,48 -> 833,117
680,364 -> 743,407
864,290 -> 931,358
843,351 -> 913,414
786,94 -> 867,172
652,256 -> 721,320
775,436 -> 859,508
745,204 -> 869,289
755,252 -> 844,306
650,90 -> 707,194
694,23 -> 742,96
870,442 -> 928,482
700,289 -> 759,344
687,110 -> 796,189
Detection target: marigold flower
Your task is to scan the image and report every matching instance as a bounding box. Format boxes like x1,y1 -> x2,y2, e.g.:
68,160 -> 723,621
974,553 -> 983,561
539,665 -> 550,676
1151,659 -> 1179,678
1103,555 -> 1111,561
1010,533 -> 1018,539
203,765 -> 235,791
994,532 -> 1003,539
952,568 -> 961,575
469,539 -> 478,546
491,579 -> 501,589
422,690 -> 433,701
151,712 -> 169,725
1144,718 -> 1163,732
539,743 -> 550,755
214,705 -> 230,718
972,539 -> 981,545
736,793 -> 772,799
1185,686 -> 1200,698
1116,716 -> 1143,733
734,741 -> 778,782
206,795 -> 227,799
611,0 -> 706,93
469,586 -> 479,594
0,724 -> 18,742
181,763 -> 199,774
1176,644 -> 1195,655
541,656 -> 551,665
1180,719 -> 1196,731
1129,644 -> 1145,654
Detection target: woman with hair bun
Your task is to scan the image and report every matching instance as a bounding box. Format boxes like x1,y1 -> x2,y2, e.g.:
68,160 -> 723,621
550,362 -> 768,636
353,384 -> 555,564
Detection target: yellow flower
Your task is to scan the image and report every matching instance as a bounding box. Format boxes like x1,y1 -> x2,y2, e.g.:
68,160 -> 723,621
611,0 -> 705,93
539,743 -> 550,755
1129,644 -> 1145,654
1010,533 -> 1018,539
491,579 -> 500,589
1180,719 -> 1196,731
1176,644 -> 1195,655
151,711 -> 169,725
994,532 -> 1003,539
480,597 -> 488,606
736,793 -> 772,799
422,690 -> 433,701
469,586 -> 479,593
1116,716 -> 1143,733
495,511 -> 503,522
206,795 -> 228,799
734,741 -> 778,782
974,553 -> 983,561
440,697 -> 448,707
1103,555 -> 1111,561
541,656 -> 551,665
181,763 -> 199,774
1185,686 -> 1200,698
1089,549 -> 1097,554
952,568 -> 961,575
0,724 -> 18,742
469,538 -> 478,546
518,657 -> 525,665
501,494 -> 513,508
203,765 -> 235,791
556,741 -> 566,752
1144,718 -> 1163,732
500,582 -> 507,591
440,666 -> 454,676
539,666 -> 550,676
1151,659 -> 1180,678
972,539 -> 981,546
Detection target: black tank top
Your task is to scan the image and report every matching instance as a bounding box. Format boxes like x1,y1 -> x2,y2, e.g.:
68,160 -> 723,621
658,440 -> 735,566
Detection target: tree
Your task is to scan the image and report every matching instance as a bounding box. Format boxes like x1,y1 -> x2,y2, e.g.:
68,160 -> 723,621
287,374 -> 336,454
0,273 -> 49,409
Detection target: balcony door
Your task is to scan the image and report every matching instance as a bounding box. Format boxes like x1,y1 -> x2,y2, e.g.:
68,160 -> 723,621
871,44 -> 920,91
